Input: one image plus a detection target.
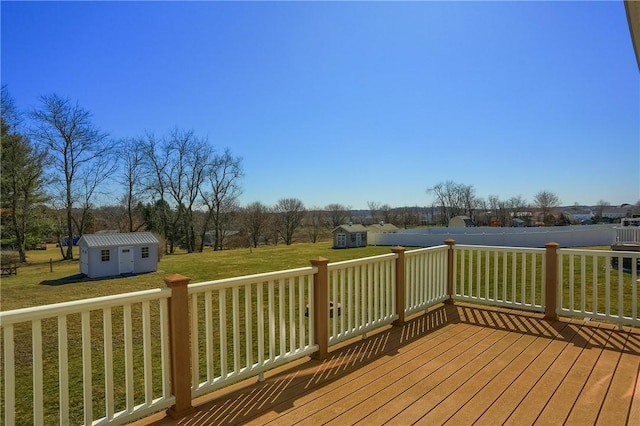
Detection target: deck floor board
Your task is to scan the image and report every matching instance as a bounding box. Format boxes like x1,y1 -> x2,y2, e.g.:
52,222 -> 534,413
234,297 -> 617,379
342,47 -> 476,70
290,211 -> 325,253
133,303 -> 640,426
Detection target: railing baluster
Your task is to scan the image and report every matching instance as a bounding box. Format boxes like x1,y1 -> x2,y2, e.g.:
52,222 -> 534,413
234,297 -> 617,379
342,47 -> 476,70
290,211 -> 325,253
569,254 -> 575,310
618,260 -> 624,321
592,254 -> 598,315
142,300 -> 153,405
246,283 -> 254,367
257,282 -> 265,366
32,319 -> 43,426
485,251 -> 490,300
233,286 -> 240,372
511,252 -> 516,304
278,279 -> 285,358
123,304 -> 134,413
103,308 -> 114,419
605,258 -> 611,317
191,293 -> 200,386
331,269 -> 338,339
289,278 -> 295,354
57,316 -> 68,425
531,254 -> 537,307
160,298 -> 171,399
476,250 -> 481,299
219,288 -> 228,378
633,261 -> 638,321
340,269 -> 345,335
205,291 -> 214,383
521,252 -> 526,305
298,276 -> 305,351
580,255 -> 586,313
268,281 -> 275,361
373,262 -> 379,323
3,324 -> 15,426
81,311 -> 93,425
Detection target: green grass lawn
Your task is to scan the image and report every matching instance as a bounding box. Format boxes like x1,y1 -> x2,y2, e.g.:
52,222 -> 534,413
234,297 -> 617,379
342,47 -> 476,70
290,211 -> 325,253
0,241 -> 396,311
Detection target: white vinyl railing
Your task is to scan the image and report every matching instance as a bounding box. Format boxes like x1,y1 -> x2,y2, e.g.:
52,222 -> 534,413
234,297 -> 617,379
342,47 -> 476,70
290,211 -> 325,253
453,245 -> 546,312
0,289 -> 173,426
327,254 -> 397,345
4,242 -> 640,426
558,248 -> 639,326
615,226 -> 640,244
404,245 -> 449,315
188,267 -> 317,399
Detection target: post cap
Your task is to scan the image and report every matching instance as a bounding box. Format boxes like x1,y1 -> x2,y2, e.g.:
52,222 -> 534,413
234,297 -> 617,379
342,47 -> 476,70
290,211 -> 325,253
164,273 -> 191,287
310,256 -> 330,266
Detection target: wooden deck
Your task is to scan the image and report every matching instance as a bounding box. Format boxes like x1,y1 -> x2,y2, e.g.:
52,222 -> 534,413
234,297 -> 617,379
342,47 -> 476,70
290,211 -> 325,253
134,303 -> 640,426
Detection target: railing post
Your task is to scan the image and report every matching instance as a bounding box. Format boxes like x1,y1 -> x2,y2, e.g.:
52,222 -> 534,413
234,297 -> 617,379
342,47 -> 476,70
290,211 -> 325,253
164,274 -> 194,419
544,242 -> 559,321
445,239 -> 456,304
391,246 -> 406,326
311,257 -> 330,361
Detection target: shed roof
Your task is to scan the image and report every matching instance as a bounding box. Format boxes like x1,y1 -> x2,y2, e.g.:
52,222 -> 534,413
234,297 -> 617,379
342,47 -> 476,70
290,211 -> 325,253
332,224 -> 368,233
79,232 -> 159,248
367,223 -> 399,233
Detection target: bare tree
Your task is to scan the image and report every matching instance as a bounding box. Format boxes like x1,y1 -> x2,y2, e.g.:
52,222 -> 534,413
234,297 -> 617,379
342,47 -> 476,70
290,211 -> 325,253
143,129 -> 211,253
305,207 -> 326,243
119,138 -> 147,232
275,198 -> 306,245
427,181 -> 478,225
379,204 -> 397,224
199,148 -> 243,251
241,201 -> 270,248
142,134 -> 172,254
325,203 -> 350,228
398,206 -> 421,229
533,190 -> 560,224
367,201 -> 382,224
72,151 -> 117,236
30,94 -> 111,259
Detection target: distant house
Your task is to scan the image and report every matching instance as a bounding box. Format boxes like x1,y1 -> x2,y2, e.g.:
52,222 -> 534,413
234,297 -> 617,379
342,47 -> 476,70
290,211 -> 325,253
511,218 -> 526,227
332,223 -> 368,249
448,216 -> 475,228
603,206 -> 634,220
367,222 -> 399,234
78,232 -> 159,279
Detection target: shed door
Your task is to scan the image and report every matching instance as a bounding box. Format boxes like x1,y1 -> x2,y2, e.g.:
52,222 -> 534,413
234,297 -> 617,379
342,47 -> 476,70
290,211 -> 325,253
356,233 -> 362,246
119,246 -> 134,274
336,233 -> 346,248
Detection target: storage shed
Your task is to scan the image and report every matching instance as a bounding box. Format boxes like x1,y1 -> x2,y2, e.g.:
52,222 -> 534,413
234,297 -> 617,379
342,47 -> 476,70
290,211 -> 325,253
332,223 -> 368,248
78,232 -> 159,279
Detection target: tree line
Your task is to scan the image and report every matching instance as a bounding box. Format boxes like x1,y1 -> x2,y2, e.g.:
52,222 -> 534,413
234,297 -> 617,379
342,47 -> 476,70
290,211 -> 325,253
1,89 -> 415,261
3,88 -> 637,262
1,89 -> 250,260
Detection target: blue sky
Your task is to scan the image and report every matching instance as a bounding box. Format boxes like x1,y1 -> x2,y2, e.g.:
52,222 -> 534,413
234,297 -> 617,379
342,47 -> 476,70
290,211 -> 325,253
2,0 -> 638,209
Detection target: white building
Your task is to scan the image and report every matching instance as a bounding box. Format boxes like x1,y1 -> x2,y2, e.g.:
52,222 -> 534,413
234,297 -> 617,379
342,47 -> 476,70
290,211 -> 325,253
78,232 -> 159,279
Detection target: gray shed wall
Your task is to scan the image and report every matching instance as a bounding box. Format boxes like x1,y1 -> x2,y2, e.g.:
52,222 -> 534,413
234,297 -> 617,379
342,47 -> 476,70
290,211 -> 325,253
79,241 -> 158,279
